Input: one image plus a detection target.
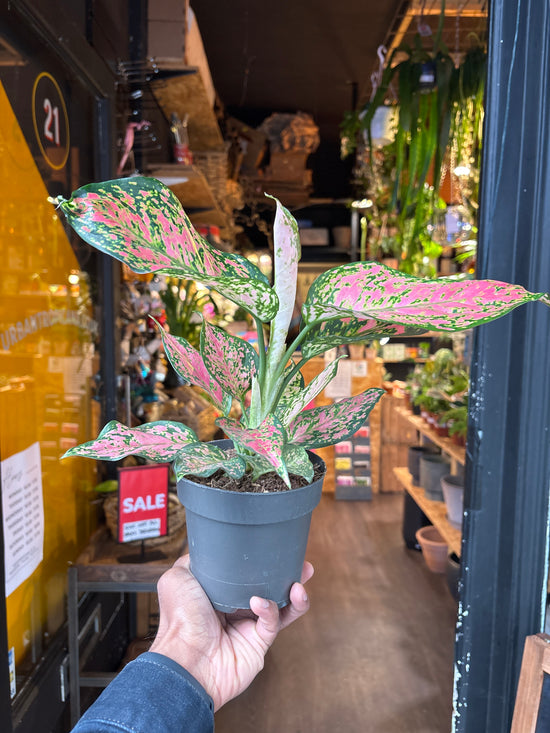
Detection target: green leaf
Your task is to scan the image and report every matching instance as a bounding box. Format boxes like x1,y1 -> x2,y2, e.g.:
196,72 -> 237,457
278,356 -> 346,427
283,444 -> 314,482
300,317 -> 426,359
173,442 -> 246,481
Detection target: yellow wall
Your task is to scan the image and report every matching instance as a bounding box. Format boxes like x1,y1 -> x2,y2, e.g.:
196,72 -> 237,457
0,82 -> 98,665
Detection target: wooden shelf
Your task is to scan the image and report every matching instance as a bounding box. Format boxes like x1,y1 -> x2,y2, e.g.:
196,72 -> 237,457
394,405 -> 466,468
393,466 -> 462,557
151,72 -> 224,151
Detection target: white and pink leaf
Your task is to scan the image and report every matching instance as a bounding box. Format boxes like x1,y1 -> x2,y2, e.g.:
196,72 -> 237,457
62,420 -> 197,462
287,388 -> 385,449
200,320 -> 258,400
303,261 -> 547,331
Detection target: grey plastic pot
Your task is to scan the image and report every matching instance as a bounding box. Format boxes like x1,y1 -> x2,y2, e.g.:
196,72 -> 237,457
407,444 -> 439,485
419,453 -> 450,501
177,441 -> 326,613
440,474 -> 464,528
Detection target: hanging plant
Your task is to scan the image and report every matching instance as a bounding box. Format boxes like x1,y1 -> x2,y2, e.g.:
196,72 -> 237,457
341,1 -> 487,273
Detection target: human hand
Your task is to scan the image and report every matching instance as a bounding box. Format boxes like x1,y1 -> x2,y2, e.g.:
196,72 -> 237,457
149,554 -> 314,711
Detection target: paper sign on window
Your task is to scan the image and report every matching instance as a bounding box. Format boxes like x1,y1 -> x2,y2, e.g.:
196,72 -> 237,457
117,464 -> 170,543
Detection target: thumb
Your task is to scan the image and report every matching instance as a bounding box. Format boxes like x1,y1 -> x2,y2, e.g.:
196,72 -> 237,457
249,597 -> 281,649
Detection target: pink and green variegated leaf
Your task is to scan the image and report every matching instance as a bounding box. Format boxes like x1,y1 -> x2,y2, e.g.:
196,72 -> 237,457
301,317 -> 426,359
265,196 -> 300,383
173,443 -> 246,481
200,320 -> 258,400
62,420 -> 197,462
277,367 -> 305,414
56,176 -> 278,322
279,356 -> 346,427
283,444 -> 314,482
302,261 -> 547,332
153,319 -> 227,410
287,388 -> 385,449
216,414 -> 289,487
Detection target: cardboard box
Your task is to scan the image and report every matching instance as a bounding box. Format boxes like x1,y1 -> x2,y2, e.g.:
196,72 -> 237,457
148,20 -> 185,61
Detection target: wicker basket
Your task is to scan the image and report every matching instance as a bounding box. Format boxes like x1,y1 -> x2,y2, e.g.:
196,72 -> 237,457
193,149 -> 228,203
103,493 -> 186,550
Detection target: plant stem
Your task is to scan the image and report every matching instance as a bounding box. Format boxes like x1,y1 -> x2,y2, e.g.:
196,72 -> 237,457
254,316 -> 266,386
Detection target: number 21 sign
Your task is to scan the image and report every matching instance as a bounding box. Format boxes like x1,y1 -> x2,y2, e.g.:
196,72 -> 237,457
32,71 -> 70,170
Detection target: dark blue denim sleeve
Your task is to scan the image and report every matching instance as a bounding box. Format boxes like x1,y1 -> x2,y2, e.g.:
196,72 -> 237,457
71,652 -> 214,733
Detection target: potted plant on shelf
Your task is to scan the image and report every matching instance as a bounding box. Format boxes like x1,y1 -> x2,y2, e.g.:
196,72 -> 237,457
56,176 -> 548,611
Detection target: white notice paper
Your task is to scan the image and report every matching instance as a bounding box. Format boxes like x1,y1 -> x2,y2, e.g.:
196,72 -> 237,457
325,360 -> 352,399
1,442 -> 44,596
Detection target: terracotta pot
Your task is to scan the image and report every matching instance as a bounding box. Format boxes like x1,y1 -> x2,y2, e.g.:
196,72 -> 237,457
416,526 -> 448,573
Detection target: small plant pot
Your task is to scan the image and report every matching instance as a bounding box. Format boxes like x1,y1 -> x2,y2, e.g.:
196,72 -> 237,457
441,474 -> 464,529
177,441 -> 326,612
419,454 -> 450,501
452,433 -> 466,447
416,526 -> 448,573
435,423 -> 449,438
407,445 -> 439,485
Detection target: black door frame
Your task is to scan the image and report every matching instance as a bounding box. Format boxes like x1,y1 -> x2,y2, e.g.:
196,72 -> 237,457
454,0 -> 550,730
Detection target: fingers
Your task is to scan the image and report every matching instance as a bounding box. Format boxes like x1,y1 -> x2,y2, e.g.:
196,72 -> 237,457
249,597 -> 281,649
279,581 -> 310,630
300,560 -> 314,584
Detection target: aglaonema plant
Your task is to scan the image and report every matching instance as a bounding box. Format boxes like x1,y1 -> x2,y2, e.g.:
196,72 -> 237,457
56,176 -> 549,488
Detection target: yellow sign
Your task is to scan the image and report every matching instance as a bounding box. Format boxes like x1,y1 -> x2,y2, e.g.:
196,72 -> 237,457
0,80 -> 96,666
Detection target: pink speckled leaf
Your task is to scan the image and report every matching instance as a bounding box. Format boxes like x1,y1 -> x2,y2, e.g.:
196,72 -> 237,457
279,356 -> 346,427
301,317 -> 425,359
200,320 -> 258,400
154,319 -> 226,410
57,177 -> 278,321
62,420 -> 197,462
302,261 -> 547,331
173,443 -> 246,481
216,415 -> 289,486
283,444 -> 314,482
265,196 -> 300,383
277,368 -> 305,414
287,388 -> 385,449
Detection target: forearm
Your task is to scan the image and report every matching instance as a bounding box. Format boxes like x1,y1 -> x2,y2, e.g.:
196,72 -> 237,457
71,652 -> 214,733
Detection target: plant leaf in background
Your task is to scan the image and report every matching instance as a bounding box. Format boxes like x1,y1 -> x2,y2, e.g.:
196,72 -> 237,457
287,389 -> 385,449
153,318 -> 227,410
217,415 -> 289,486
173,443 -> 246,481
62,420 -> 197,462
200,320 -> 258,401
303,262 -> 547,331
56,176 -> 278,321
264,196 -> 300,384
300,317 -> 425,359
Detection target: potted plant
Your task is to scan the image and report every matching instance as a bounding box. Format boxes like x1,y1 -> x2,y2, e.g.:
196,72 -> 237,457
56,175 -> 548,611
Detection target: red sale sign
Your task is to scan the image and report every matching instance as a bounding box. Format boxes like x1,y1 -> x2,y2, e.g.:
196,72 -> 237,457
117,464 -> 170,543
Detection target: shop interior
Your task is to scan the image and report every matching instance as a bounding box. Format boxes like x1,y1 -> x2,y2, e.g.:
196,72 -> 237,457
1,1 -> 549,732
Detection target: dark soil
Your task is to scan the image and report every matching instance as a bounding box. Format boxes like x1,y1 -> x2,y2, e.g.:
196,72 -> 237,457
186,461 -> 326,494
